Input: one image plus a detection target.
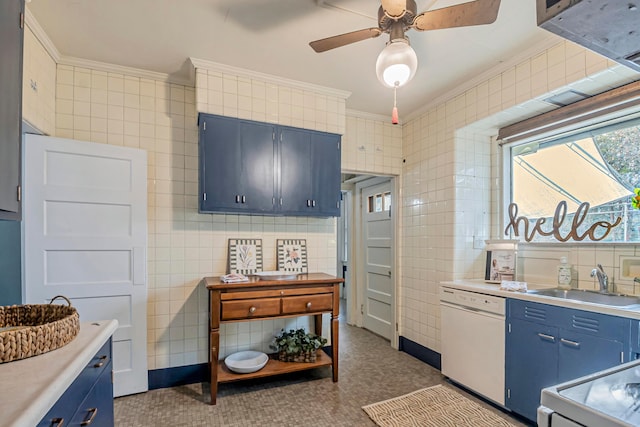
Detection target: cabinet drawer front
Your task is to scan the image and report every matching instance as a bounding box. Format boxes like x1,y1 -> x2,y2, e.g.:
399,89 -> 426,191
221,298 -> 281,320
282,294 -> 332,314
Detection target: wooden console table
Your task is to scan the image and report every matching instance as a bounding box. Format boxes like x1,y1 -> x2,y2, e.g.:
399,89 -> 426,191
203,273 -> 343,405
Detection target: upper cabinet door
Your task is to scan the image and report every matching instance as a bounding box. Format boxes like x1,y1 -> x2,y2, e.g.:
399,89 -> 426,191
199,114 -> 275,213
310,132 -> 341,217
279,127 -> 313,215
279,126 -> 341,216
0,0 -> 24,220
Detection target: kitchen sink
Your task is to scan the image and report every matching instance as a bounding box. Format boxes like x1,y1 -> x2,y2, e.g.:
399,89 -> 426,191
527,288 -> 640,307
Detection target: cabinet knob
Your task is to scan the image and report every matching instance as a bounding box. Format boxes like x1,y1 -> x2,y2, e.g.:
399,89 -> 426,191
249,306 -> 256,314
306,302 -> 312,309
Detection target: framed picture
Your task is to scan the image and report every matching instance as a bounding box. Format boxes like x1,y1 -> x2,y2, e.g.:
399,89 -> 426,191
484,239 -> 518,283
227,238 -> 263,275
277,239 -> 308,273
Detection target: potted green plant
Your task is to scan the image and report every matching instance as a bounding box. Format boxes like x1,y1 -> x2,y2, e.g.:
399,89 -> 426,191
270,328 -> 327,363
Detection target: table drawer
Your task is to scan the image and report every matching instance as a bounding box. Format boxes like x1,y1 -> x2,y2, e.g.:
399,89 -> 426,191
282,293 -> 332,315
221,298 -> 281,320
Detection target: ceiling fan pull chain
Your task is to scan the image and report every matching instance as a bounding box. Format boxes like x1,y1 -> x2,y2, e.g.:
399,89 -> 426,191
391,84 -> 399,125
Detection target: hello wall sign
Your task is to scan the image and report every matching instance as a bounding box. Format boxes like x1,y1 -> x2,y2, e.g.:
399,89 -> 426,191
504,201 -> 622,242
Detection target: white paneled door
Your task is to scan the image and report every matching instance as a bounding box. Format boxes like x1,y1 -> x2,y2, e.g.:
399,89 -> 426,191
361,180 -> 394,340
23,134 -> 148,397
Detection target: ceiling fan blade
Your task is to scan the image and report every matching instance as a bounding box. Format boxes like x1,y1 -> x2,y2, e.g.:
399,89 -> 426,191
413,0 -> 501,31
381,0 -> 407,19
309,28 -> 382,53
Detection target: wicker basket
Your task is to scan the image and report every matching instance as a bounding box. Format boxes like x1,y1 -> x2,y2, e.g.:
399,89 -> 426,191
0,296 -> 80,363
278,350 -> 318,363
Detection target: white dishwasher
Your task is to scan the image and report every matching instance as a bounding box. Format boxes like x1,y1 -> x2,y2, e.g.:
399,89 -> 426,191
440,286 -> 506,405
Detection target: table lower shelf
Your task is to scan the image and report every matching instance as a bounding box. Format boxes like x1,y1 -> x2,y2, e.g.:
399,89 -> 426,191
218,351 -> 333,383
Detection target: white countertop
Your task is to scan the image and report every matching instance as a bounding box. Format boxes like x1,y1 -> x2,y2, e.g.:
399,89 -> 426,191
441,280 -> 640,320
0,320 -> 118,427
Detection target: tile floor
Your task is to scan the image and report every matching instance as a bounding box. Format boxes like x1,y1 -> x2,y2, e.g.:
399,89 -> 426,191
114,302 -> 530,426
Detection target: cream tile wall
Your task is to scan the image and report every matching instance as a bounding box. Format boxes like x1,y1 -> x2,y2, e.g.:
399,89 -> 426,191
54,63 -> 345,369
194,66 -> 346,135
22,25 -> 55,135
401,40 -> 640,354
342,113 -> 403,176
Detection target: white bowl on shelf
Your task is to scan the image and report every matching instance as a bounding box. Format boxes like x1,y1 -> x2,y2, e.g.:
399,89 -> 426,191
224,351 -> 269,374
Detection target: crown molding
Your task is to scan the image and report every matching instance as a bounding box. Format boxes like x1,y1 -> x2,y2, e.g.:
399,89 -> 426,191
346,109 -> 392,123
24,8 -> 60,62
190,57 -> 352,100
57,56 -> 192,86
404,34 -> 562,122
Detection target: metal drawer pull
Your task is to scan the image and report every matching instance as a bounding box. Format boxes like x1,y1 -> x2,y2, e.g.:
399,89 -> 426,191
235,195 -> 240,203
560,338 -> 580,348
80,408 -> 98,426
51,418 -> 64,427
94,355 -> 108,368
249,306 -> 256,314
312,200 -> 316,207
537,333 -> 556,342
306,302 -> 312,309
242,195 -> 245,203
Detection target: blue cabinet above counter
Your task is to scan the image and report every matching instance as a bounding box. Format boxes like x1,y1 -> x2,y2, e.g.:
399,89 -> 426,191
198,113 -> 341,217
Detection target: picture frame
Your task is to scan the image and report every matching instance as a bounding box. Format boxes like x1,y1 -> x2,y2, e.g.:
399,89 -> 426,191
484,240 -> 518,283
277,239 -> 308,273
227,238 -> 263,275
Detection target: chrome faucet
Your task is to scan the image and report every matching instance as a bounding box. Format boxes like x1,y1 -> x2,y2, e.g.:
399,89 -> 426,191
591,264 -> 609,293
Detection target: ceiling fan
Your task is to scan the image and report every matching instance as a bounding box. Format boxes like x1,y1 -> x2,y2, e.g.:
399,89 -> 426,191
309,0 -> 502,54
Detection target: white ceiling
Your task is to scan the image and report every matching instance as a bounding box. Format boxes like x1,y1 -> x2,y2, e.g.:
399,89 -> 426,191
26,0 -> 556,117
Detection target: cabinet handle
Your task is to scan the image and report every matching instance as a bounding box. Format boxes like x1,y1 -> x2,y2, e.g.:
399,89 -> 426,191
249,306 -> 256,314
537,333 -> 556,342
306,200 -> 311,207
312,200 -> 316,207
51,418 -> 64,427
242,195 -> 246,203
560,338 -> 580,348
306,302 -> 312,309
94,355 -> 107,368
80,408 -> 98,426
235,195 -> 240,203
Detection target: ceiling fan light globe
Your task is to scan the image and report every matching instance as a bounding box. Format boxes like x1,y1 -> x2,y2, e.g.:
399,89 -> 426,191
375,40 -> 418,88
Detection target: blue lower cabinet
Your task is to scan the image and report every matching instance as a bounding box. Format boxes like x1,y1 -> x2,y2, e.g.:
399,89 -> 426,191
38,339 -> 113,426
506,318 -> 559,422
506,299 -> 631,422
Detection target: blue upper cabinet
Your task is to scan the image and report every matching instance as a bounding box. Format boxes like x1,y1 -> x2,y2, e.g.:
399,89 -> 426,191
0,0 -> 24,221
199,113 -> 341,217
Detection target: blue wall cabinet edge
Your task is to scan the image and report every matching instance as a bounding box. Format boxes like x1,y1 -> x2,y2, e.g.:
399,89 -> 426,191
198,113 -> 341,217
0,0 -> 24,221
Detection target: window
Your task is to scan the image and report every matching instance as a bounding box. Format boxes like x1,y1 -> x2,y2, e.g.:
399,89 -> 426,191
507,118 -> 640,243
368,191 -> 391,213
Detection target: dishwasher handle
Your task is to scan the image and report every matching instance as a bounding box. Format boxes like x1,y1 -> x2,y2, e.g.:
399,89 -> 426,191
440,301 -> 505,319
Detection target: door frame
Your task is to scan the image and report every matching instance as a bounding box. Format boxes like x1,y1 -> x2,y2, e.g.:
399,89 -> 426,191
354,176 -> 398,348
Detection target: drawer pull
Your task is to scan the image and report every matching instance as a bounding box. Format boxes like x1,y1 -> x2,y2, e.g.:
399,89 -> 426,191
51,418 -> 64,427
560,338 -> 580,348
94,355 -> 107,368
80,408 -> 98,426
306,302 -> 312,309
537,333 -> 556,342
249,306 -> 256,314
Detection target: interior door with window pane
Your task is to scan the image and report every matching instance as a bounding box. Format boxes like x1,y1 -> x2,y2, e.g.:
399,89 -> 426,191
361,181 -> 394,340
